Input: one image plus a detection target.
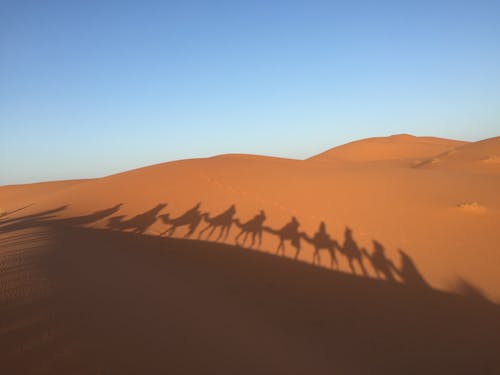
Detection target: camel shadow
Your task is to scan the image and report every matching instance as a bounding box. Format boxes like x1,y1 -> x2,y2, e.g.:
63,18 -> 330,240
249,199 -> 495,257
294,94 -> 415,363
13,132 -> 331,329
234,210 -> 266,248
159,202 -> 203,238
198,204 -> 236,241
362,240 -> 397,282
54,204 -> 123,227
339,226 -> 368,276
107,203 -> 166,234
264,216 -> 302,260
4,203 -> 436,294
301,221 -> 339,269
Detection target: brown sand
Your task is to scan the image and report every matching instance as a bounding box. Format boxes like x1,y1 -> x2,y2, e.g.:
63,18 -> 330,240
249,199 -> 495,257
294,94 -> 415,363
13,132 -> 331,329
1,134 -> 500,373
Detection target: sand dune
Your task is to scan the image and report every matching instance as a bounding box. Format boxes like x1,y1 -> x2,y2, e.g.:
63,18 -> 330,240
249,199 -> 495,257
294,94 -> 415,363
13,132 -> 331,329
415,136 -> 500,172
1,134 -> 500,373
309,134 -> 467,163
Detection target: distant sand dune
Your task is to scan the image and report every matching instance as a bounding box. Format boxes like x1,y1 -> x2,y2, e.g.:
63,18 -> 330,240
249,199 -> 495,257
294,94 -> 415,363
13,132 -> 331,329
415,136 -> 500,172
309,134 -> 467,162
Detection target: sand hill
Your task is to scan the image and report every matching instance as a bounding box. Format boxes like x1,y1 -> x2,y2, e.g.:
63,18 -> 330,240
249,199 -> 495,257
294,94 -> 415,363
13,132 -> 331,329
415,136 -> 500,172
308,134 -> 467,163
1,134 -> 500,373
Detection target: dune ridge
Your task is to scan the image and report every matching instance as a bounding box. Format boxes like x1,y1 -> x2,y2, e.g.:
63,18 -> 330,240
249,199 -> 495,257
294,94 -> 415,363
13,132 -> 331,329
308,134 -> 468,163
414,136 -> 500,172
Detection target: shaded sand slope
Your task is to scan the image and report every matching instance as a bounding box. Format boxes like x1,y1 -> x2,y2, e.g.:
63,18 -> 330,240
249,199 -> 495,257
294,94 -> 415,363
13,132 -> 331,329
1,218 -> 499,375
308,134 -> 467,163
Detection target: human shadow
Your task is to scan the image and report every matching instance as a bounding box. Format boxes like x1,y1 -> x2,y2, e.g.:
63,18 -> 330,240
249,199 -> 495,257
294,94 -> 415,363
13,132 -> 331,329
392,249 -> 430,289
234,210 -> 266,248
107,203 -> 166,234
198,204 -> 236,241
340,227 -> 368,276
362,240 -> 397,282
159,202 -> 203,238
301,221 -> 339,269
265,216 -> 302,260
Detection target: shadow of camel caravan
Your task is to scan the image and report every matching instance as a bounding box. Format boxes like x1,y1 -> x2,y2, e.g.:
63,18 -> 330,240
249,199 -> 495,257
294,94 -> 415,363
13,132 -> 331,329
8,202 -> 440,291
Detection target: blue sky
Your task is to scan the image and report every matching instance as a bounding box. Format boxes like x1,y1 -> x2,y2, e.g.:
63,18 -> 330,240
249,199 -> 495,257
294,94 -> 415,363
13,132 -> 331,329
1,0 -> 499,184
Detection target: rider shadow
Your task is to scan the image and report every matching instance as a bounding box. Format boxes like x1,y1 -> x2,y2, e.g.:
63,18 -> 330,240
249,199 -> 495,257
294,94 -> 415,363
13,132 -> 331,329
198,204 -> 236,242
341,227 -> 368,276
300,221 -> 339,269
234,210 -> 266,249
159,202 -> 203,238
265,216 -> 302,260
392,249 -> 430,289
107,203 -> 166,234
362,240 -> 397,282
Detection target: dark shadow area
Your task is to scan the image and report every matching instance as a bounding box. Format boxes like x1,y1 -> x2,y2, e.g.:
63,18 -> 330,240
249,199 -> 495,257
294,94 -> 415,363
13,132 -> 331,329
1,219 -> 499,374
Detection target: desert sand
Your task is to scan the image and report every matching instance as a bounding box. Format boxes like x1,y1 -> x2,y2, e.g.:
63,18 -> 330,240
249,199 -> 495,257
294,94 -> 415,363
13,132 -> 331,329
1,134 -> 500,374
